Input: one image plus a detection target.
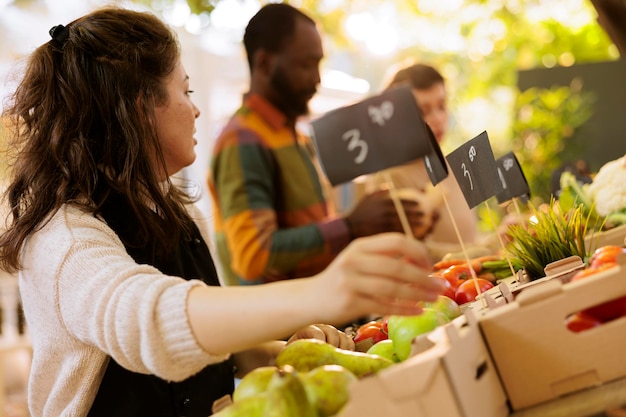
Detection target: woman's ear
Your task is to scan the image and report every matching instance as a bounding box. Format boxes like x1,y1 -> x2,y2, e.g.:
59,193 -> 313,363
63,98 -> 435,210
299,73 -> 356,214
135,94 -> 142,111
135,91 -> 146,116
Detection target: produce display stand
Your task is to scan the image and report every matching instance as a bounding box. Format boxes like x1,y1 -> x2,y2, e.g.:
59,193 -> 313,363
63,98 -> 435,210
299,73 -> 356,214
585,225 -> 626,252
509,376 -> 626,417
336,257 -> 626,417
336,314 -> 509,417
478,263 -> 626,411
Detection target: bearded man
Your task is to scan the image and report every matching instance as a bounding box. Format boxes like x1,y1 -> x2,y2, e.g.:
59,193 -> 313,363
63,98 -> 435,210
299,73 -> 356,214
209,3 -> 429,286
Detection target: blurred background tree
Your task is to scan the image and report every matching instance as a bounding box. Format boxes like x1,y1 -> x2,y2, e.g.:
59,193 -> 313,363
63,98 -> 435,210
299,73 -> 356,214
511,85 -> 595,202
133,0 -> 619,201
2,0 -> 623,205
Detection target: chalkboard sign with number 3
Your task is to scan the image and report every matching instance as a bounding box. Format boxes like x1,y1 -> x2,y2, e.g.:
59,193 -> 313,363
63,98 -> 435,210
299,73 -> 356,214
310,86 -> 431,186
342,128 -> 368,164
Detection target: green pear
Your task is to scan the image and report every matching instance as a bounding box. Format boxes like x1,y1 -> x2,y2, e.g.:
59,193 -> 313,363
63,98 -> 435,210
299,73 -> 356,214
233,366 -> 279,402
263,365 -> 317,417
387,308 -> 450,361
276,338 -> 393,378
211,393 -> 266,417
366,339 -> 400,363
300,364 -> 357,417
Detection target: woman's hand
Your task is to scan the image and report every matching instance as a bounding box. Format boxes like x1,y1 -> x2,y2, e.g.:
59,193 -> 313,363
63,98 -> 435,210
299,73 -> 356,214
287,324 -> 355,350
310,233 -> 446,326
188,233 -> 444,356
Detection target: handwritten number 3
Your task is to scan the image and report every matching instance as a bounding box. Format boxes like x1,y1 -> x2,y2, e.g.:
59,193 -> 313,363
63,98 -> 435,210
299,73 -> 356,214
461,162 -> 474,190
342,129 -> 368,164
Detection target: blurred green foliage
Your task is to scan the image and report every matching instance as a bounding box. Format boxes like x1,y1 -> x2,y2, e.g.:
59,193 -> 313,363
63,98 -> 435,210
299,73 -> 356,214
80,0 -> 626,225
512,85 -> 596,203
6,0 -> 618,208
133,0 -> 219,14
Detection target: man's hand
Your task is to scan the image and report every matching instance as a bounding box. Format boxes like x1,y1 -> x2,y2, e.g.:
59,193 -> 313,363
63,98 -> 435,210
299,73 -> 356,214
345,189 -> 437,240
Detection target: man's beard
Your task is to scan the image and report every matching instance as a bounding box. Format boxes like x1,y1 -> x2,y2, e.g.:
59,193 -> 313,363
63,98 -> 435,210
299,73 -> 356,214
269,66 -> 315,120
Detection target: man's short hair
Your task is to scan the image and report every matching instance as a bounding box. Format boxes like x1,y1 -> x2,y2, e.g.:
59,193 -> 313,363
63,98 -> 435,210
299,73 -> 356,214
243,3 -> 316,70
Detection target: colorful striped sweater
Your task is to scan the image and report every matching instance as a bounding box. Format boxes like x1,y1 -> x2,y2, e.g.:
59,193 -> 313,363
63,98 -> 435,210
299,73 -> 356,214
209,94 -> 350,285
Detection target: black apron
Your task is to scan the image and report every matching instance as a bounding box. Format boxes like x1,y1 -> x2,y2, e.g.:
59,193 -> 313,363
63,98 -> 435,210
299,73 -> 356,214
87,188 -> 235,417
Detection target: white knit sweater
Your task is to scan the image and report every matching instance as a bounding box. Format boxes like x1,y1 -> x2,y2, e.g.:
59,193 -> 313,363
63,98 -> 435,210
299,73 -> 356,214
18,204 -> 230,417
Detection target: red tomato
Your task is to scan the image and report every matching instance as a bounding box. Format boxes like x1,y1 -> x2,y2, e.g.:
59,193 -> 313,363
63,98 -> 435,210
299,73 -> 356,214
589,245 -> 626,269
441,265 -> 474,291
353,321 -> 388,344
381,316 -> 389,334
582,295 -> 626,322
571,263 -> 626,322
565,312 -> 603,332
454,278 -> 495,305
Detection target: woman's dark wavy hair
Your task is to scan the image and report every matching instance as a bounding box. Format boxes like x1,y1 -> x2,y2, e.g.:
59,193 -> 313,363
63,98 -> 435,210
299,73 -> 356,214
0,6 -> 193,272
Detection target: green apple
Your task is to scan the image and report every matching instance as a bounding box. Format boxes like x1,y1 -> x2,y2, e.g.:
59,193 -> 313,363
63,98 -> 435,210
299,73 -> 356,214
366,339 -> 399,363
387,308 -> 450,361
419,295 -> 462,321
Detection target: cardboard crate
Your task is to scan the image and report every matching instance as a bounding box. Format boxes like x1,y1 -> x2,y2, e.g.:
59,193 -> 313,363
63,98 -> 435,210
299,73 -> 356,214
585,224 -> 626,252
337,315 -> 509,417
478,262 -> 626,411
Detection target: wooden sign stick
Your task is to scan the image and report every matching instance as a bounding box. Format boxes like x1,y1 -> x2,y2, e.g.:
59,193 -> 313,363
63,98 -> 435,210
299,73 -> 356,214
382,172 -> 414,239
484,200 -> 517,278
438,189 -> 486,308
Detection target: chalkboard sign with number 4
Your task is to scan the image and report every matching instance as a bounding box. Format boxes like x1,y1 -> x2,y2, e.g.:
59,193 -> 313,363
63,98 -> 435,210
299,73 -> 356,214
445,131 -> 504,209
310,86 -> 431,186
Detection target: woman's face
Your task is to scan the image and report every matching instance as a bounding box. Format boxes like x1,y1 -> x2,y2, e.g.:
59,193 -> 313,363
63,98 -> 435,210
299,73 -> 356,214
154,59 -> 201,178
412,82 -> 448,143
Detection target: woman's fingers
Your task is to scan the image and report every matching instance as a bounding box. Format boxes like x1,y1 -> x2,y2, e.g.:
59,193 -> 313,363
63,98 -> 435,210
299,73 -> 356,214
334,236 -> 444,297
314,233 -> 446,324
352,273 -> 443,305
358,255 -> 443,291
348,232 -> 432,270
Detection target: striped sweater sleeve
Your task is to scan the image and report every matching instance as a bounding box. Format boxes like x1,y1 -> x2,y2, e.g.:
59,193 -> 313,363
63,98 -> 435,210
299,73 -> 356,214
210,127 -> 350,283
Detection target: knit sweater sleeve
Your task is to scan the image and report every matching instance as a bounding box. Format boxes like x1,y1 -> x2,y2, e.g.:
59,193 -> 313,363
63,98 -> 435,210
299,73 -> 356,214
210,127 -> 350,283
20,205 -> 229,383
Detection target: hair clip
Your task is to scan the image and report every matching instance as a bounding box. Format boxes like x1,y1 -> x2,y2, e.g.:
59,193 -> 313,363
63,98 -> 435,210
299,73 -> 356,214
49,24 -> 70,45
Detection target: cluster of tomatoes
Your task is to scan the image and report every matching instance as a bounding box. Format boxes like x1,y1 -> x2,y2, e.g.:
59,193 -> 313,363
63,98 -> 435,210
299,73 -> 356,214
566,245 -> 626,332
350,257 -> 505,346
429,256 -> 500,306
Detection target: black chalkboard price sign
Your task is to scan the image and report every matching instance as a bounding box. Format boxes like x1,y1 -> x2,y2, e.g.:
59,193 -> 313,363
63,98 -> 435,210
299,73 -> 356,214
495,152 -> 531,204
309,86 -> 431,186
423,123 -> 448,187
445,131 -> 504,209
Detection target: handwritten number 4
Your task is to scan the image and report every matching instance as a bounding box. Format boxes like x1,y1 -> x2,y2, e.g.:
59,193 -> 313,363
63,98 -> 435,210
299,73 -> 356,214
342,129 -> 368,164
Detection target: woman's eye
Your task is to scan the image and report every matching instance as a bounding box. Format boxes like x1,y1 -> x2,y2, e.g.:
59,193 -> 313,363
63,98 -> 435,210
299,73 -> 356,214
186,90 -> 195,96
